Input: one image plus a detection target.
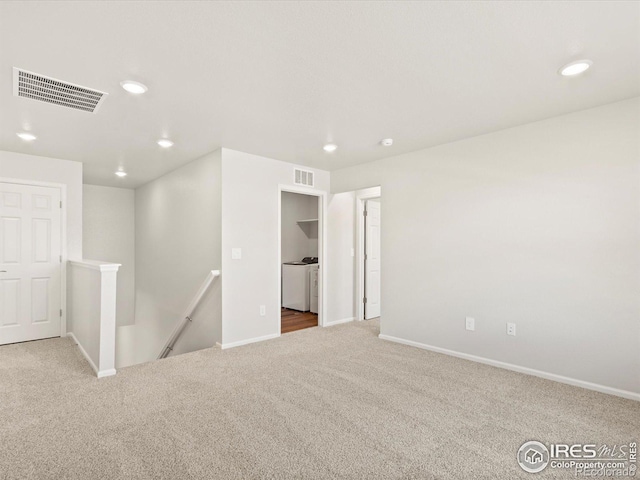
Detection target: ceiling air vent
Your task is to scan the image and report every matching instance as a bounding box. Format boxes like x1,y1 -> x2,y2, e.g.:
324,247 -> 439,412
294,168 -> 314,187
13,67 -> 108,113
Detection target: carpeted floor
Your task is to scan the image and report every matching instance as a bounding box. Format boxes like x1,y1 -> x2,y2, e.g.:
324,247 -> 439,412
0,319 -> 638,479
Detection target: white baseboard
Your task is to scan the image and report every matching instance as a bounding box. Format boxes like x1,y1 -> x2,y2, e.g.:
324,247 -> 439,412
67,332 -> 98,374
217,333 -> 280,350
67,332 -> 116,378
324,317 -> 355,327
378,334 -> 640,402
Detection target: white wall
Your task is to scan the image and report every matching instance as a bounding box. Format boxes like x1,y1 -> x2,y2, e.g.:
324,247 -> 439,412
83,185 -> 135,327
331,98 -> 640,396
132,150 -> 222,364
221,148 -> 330,346
326,191 -> 356,324
68,264 -> 101,369
281,191 -> 318,263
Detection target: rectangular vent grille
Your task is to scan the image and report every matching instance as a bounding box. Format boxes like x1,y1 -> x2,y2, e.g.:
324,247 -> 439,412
13,67 -> 108,113
294,168 -> 314,187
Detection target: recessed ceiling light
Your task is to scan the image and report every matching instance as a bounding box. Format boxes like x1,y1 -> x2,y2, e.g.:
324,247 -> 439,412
157,139 -> 174,148
381,138 -> 393,147
17,132 -> 36,141
120,80 -> 148,94
323,143 -> 338,153
115,171 -> 127,177
559,60 -> 592,77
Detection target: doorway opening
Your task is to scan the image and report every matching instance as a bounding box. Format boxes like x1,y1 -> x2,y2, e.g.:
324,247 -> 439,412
278,188 -> 324,334
356,187 -> 381,321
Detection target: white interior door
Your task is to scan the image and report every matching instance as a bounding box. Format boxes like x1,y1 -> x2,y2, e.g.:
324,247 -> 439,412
0,182 -> 62,345
365,199 -> 381,319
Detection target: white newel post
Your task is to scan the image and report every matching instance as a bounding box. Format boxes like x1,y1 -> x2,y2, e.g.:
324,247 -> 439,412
68,260 -> 121,378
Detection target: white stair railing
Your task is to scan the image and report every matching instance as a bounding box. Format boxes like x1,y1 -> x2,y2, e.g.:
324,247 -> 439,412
158,269 -> 221,359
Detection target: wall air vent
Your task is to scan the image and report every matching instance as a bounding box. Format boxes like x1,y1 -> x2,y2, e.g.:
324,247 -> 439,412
13,67 -> 108,113
294,168 -> 314,187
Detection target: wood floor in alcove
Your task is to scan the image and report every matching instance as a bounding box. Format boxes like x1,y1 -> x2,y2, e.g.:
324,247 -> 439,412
281,308 -> 318,333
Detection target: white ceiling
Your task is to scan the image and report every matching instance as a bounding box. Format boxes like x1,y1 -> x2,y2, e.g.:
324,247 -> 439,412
1,1 -> 638,188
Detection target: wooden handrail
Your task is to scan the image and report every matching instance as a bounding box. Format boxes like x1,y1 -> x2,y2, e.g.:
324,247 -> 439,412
157,269 -> 221,359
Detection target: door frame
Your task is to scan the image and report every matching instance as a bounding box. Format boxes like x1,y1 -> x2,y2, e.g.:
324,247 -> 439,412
277,185 -> 327,333
355,186 -> 381,321
0,177 -> 68,337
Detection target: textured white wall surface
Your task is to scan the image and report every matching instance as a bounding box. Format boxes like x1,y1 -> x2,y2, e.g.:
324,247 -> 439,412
221,149 -> 330,346
331,98 -> 640,395
68,265 -> 101,368
133,150 -> 222,364
83,185 -> 135,327
281,191 -> 318,263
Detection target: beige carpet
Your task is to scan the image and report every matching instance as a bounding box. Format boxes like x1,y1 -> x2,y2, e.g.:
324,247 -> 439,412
0,320 -> 638,479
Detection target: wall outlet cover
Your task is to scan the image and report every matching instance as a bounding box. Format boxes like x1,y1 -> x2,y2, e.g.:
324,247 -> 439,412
507,322 -> 516,336
465,317 -> 475,331
259,305 -> 266,316
232,248 -> 242,260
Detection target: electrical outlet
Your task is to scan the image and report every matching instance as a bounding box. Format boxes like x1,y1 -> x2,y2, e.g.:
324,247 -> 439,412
231,248 -> 242,260
507,323 -> 516,336
465,317 -> 475,331
259,305 -> 266,316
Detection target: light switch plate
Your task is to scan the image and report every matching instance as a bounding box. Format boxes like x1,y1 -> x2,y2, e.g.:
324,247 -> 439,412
232,248 -> 242,260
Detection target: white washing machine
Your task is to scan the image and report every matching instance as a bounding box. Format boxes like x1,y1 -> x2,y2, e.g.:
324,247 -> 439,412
282,258 -> 318,312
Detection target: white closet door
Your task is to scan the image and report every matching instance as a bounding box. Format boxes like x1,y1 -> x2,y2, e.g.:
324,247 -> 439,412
365,200 -> 381,319
0,182 -> 62,345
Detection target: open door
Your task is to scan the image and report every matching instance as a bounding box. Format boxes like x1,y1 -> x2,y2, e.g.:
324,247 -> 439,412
364,199 -> 381,319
